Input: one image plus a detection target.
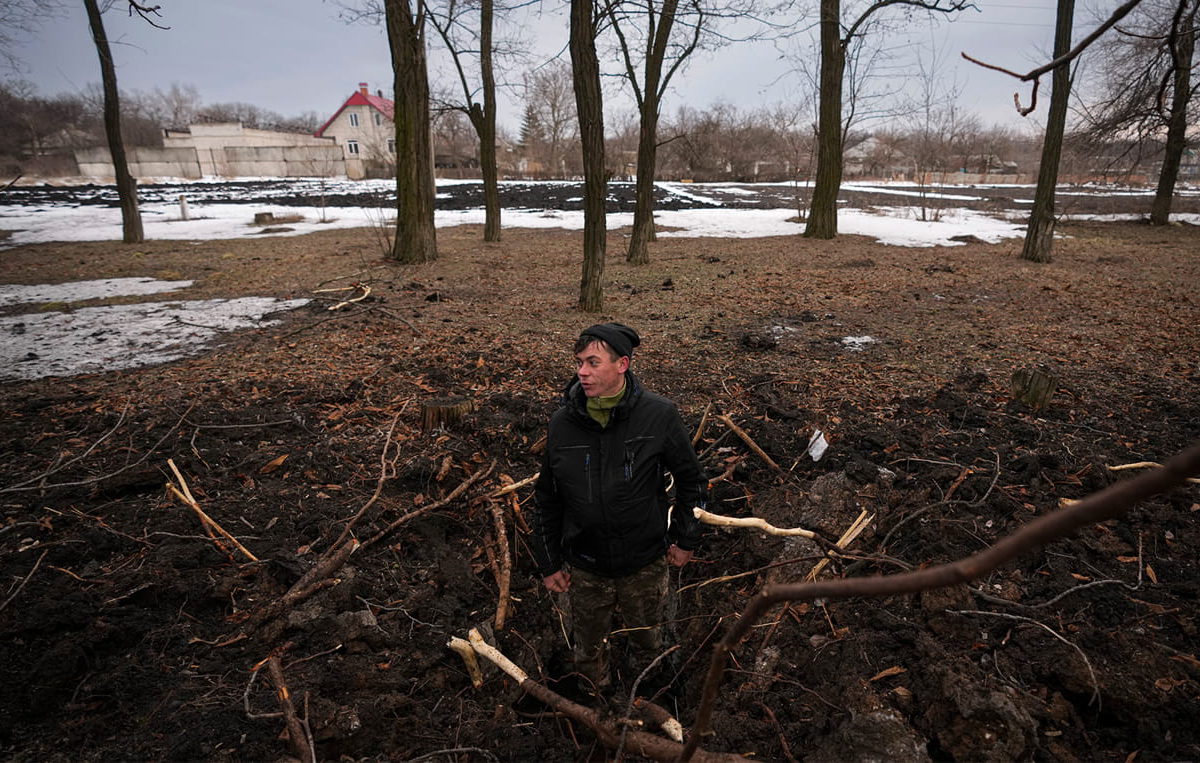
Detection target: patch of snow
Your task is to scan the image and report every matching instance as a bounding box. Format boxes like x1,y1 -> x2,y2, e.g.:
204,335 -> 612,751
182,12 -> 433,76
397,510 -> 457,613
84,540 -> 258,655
841,335 -> 877,351
657,182 -> 726,206
0,277 -> 192,308
841,183 -> 984,202
1,297 -> 309,380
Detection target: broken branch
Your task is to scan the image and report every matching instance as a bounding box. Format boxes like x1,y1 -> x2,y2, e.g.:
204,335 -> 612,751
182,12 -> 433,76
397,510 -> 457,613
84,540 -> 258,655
460,629 -> 746,762
487,499 -> 513,631
1110,461 -> 1200,484
264,656 -> 314,762
693,507 -> 817,539
716,415 -> 782,473
166,459 -> 259,563
447,636 -> 485,688
363,461 -> 496,550
680,440 -> 1200,760
807,509 -> 874,580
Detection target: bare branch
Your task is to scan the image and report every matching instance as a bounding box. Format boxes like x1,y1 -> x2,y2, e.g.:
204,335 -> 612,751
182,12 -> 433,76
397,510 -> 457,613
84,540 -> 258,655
679,441 -> 1200,760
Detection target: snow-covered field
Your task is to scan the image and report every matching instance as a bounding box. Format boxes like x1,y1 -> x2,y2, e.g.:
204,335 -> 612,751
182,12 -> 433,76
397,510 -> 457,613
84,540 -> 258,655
0,177 -> 1192,380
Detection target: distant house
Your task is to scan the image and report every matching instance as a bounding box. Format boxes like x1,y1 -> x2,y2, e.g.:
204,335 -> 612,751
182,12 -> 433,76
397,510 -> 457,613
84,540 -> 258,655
314,83 -> 396,179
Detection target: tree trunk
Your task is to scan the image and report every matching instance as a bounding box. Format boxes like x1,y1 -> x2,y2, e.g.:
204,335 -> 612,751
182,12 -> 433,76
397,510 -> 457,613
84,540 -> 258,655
804,0 -> 844,240
83,0 -> 143,244
1021,0 -> 1075,263
479,0 -> 502,242
1150,0 -> 1196,226
626,0 -> 681,265
571,0 -> 607,312
627,98 -> 660,265
386,0 -> 438,263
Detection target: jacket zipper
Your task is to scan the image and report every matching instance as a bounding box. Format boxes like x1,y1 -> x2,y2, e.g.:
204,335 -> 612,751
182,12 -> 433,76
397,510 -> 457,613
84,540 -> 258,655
585,451 -> 593,503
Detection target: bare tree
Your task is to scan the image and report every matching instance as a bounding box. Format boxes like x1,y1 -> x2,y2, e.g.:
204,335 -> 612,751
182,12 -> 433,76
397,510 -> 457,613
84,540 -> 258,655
150,82 -> 202,129
803,0 -> 972,239
83,0 -> 170,244
1021,0 -> 1075,263
522,61 -> 578,177
571,0 -> 607,312
428,0 -> 505,241
1078,0 -> 1198,225
903,40 -> 976,221
386,0 -> 439,263
604,0 -> 704,264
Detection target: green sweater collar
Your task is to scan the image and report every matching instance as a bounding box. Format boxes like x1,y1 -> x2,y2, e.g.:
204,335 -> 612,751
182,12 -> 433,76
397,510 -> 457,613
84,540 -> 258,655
586,383 -> 626,428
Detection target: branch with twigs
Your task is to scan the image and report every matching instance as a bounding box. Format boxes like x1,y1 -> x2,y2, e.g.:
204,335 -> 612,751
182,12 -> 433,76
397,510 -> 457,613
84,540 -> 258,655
331,411 -> 405,549
262,656 -> 315,763
961,0 -> 1143,114
2,402 -> 195,494
362,460 -> 496,550
952,608 -> 1101,706
451,629 -> 747,762
679,441 -> 1200,760
314,282 -> 372,311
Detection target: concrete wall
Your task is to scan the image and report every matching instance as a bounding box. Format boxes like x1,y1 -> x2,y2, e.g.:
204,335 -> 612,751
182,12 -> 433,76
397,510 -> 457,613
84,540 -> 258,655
75,144 -> 348,180
163,122 -> 335,150
76,146 -> 203,179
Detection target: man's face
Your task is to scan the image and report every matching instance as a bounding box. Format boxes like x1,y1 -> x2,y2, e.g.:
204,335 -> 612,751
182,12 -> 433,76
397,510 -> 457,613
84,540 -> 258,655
575,341 -> 629,398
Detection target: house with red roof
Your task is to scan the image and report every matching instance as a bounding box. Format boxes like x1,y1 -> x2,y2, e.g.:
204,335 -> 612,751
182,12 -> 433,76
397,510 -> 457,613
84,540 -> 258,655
315,83 -> 396,179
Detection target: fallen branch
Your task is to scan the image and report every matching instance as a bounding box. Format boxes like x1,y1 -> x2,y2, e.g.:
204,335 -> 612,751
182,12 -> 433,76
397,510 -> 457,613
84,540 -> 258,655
313,281 -> 372,311
460,629 -> 746,762
264,656 -> 315,763
2,402 -> 195,494
692,403 -> 713,448
332,411 -> 405,549
680,441 -> 1200,760
0,549 -> 48,614
245,539 -> 359,630
166,459 -> 259,563
952,608 -> 1100,706
1109,461 -> 1200,484
616,645 -> 682,758
489,472 -> 538,498
447,636 -> 485,688
716,415 -> 782,473
807,509 -> 873,581
362,461 -> 496,550
693,507 -> 817,539
487,499 -> 513,631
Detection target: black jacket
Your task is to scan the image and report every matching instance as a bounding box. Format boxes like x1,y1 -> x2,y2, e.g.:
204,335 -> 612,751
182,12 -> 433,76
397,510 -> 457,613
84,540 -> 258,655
532,372 -> 706,578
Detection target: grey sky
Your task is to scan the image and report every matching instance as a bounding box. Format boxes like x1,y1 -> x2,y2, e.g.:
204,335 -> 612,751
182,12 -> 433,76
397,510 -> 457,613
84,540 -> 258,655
9,0 -> 1108,136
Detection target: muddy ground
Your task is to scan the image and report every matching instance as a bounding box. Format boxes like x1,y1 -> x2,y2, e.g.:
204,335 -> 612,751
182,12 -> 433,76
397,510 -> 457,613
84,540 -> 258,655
1,208 -> 1198,761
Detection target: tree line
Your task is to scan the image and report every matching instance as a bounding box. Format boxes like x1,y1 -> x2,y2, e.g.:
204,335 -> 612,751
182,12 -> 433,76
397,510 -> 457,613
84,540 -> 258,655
1,0 -> 1195,308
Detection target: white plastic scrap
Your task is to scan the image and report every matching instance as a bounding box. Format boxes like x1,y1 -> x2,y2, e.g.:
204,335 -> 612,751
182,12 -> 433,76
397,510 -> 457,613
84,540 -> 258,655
807,429 -> 829,462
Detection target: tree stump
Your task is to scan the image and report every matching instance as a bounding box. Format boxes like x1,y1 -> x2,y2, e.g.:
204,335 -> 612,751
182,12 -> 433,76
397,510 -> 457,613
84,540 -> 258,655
421,397 -> 475,431
1011,367 -> 1057,410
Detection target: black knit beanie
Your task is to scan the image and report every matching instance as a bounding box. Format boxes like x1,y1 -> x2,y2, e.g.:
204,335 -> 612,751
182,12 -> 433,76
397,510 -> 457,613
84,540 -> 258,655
581,322 -> 640,359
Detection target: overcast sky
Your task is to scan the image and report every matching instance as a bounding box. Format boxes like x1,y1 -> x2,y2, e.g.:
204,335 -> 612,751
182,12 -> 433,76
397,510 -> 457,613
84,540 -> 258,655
9,0 -> 1117,136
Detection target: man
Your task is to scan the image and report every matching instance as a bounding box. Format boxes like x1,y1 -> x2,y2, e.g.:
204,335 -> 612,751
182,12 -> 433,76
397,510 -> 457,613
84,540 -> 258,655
532,322 -> 706,694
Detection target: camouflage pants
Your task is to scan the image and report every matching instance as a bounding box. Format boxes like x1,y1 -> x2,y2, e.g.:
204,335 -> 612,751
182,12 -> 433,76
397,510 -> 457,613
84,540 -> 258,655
568,557 -> 669,689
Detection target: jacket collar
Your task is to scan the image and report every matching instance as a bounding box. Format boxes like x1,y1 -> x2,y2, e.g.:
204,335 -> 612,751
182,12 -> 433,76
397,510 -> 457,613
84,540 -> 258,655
563,371 -> 642,424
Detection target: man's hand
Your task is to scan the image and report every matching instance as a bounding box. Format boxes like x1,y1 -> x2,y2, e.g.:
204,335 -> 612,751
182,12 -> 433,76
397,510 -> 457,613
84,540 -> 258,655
543,569 -> 571,593
667,544 -> 693,567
